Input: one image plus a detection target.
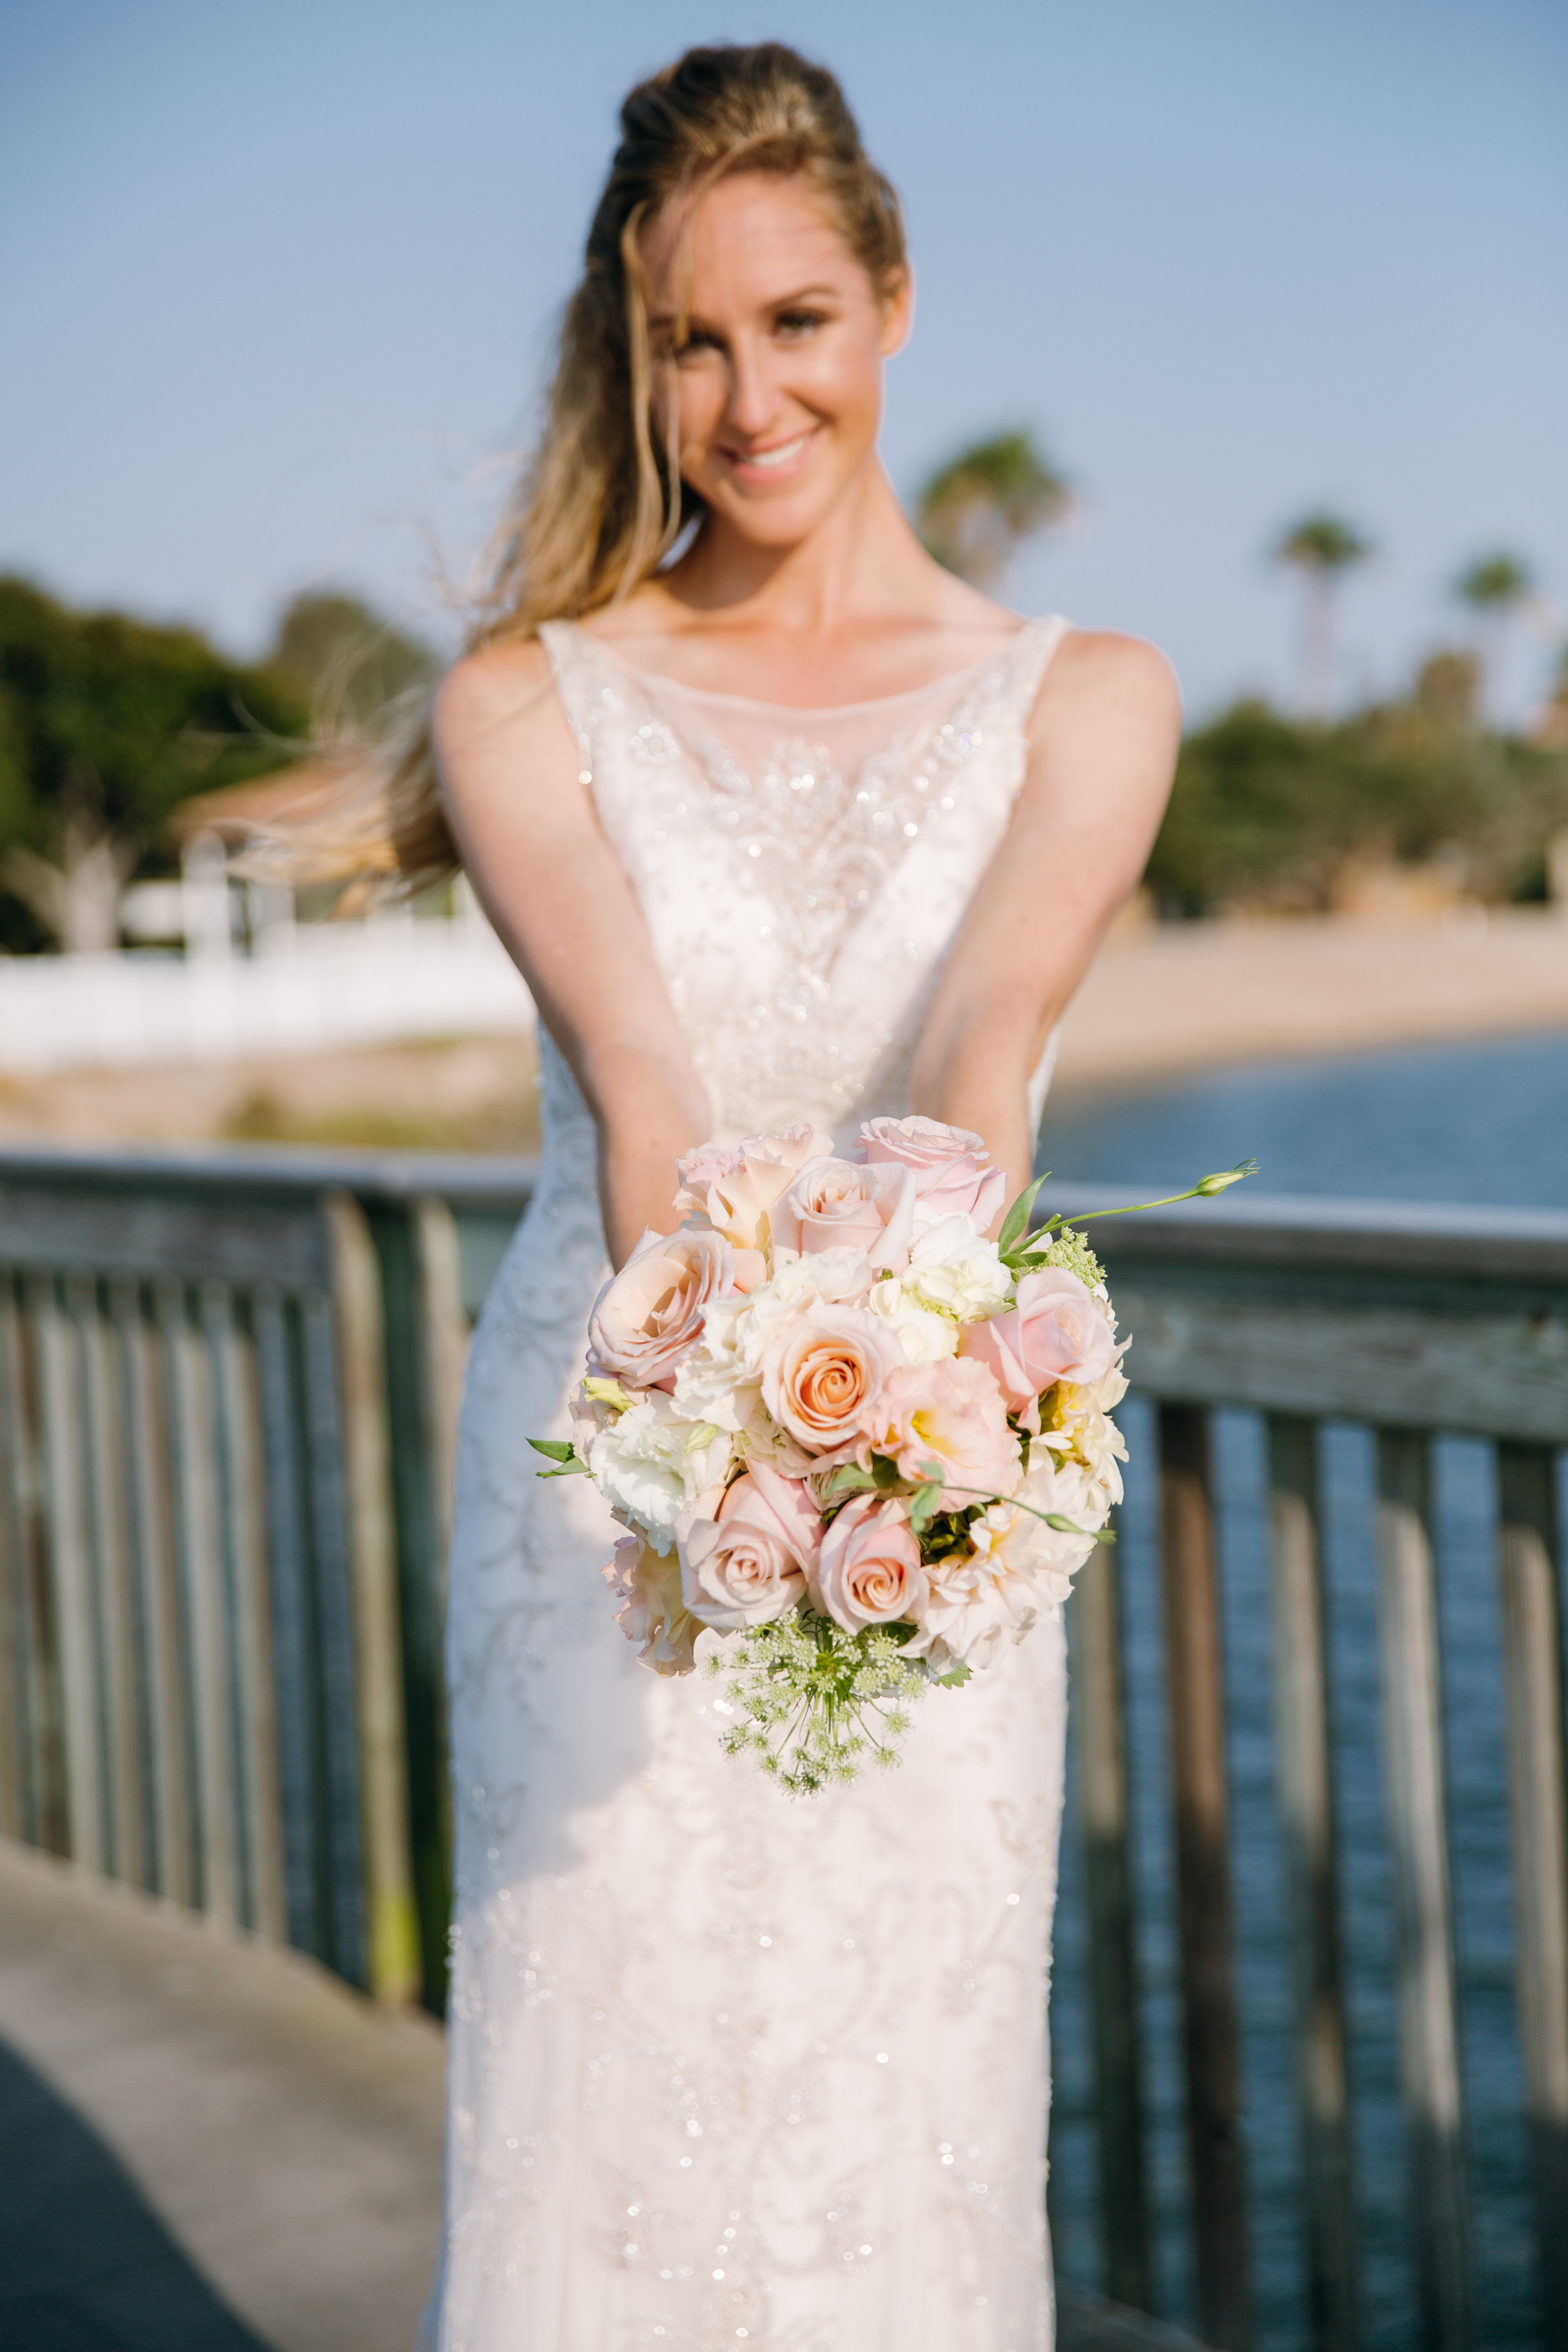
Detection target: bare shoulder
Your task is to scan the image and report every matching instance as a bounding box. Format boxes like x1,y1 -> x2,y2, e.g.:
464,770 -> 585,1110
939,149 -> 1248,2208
1035,627 -> 1182,732
432,636 -> 578,811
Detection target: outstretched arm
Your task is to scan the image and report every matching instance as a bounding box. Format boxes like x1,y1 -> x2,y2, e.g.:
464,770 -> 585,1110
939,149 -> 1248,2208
909,629 -> 1181,1214
433,642 -> 709,1266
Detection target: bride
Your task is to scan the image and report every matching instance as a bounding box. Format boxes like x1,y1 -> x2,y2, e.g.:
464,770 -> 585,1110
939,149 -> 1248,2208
404,38 -> 1176,2352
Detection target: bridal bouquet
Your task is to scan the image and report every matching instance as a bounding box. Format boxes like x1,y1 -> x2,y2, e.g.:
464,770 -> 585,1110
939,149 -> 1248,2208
532,1118 -> 1253,1794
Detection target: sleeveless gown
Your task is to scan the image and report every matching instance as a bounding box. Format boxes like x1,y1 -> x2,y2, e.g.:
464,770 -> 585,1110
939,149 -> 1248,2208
426,615 -> 1072,2352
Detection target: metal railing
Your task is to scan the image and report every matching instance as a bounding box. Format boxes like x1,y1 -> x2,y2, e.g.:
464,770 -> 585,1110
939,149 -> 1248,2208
0,1149 -> 1564,2351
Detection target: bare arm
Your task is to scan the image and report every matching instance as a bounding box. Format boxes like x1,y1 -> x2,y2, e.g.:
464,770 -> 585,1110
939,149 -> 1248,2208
909,630 -> 1181,1214
433,642 -> 709,1266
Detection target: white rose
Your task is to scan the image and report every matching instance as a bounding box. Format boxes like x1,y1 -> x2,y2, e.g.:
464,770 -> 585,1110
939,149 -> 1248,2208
899,1214 -> 1011,1323
588,1392 -> 733,1555
864,1278 -> 960,1364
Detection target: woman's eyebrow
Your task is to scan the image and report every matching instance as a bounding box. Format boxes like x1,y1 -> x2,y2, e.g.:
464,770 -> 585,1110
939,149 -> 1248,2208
649,282 -> 843,331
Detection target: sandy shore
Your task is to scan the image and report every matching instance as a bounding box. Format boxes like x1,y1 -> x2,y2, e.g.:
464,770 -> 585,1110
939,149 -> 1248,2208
1051,906 -> 1568,1096
0,910 -> 1563,1145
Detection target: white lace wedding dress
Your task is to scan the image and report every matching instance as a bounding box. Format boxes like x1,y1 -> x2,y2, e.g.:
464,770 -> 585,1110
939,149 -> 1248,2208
425,615 -> 1072,2352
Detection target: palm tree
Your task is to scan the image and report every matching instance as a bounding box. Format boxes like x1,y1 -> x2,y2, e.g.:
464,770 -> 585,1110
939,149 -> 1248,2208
1272,510 -> 1374,719
916,430 -> 1071,589
1453,551 -> 1535,719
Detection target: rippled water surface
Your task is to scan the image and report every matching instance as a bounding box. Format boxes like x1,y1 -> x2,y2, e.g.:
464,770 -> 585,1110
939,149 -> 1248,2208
1039,1030 -> 1567,2348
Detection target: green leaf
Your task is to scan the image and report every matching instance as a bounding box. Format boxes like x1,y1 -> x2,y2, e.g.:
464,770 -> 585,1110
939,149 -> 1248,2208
820,1463 -> 877,1503
996,1172 -> 1049,1258
871,1453 -> 901,1491
933,1662 -> 973,1688
527,1438 -> 579,1463
908,1481 -> 943,1535
536,1461 -> 592,1478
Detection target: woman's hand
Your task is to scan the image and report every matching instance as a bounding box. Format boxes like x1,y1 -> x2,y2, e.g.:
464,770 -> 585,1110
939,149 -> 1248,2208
909,628 -> 1182,1222
433,641 -> 710,1266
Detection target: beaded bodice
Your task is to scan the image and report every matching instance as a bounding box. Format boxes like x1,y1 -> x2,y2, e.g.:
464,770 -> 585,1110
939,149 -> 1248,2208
539,617 -> 1067,1152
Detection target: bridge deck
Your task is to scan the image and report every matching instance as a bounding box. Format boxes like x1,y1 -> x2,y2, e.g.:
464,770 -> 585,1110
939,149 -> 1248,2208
0,1840 -> 1209,2352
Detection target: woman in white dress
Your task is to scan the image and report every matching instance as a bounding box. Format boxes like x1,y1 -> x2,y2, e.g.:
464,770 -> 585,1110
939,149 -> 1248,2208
409,41 -> 1177,2352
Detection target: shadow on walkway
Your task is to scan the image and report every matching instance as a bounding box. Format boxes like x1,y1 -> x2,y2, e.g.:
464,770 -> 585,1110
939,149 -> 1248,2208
0,2035 -> 267,2352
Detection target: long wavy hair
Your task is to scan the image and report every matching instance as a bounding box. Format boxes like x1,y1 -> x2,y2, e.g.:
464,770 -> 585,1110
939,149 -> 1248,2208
253,41 -> 907,903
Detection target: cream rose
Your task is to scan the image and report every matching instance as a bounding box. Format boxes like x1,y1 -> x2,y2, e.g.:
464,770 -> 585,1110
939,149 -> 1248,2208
673,1126 -> 832,1254
768,1157 -> 916,1273
814,1493 -> 926,1632
866,1357 -> 1020,1500
603,1534 -> 699,1676
760,1303 -> 904,1461
677,1464 -> 822,1631
588,1225 -> 734,1390
859,1114 -> 1008,1230
958,1266 -> 1117,1431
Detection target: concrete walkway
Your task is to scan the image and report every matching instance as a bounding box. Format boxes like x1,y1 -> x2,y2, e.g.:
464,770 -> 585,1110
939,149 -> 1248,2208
0,1840 -> 1204,2352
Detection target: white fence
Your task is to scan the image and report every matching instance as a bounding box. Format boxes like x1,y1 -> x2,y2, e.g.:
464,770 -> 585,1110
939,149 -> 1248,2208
0,905 -> 534,1076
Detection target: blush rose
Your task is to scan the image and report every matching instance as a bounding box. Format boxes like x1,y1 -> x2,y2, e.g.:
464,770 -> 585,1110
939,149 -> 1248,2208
958,1266 -> 1117,1433
768,1157 -> 916,1273
814,1493 -> 926,1633
587,1226 -> 733,1391
858,1114 -> 1007,1231
677,1463 -> 823,1631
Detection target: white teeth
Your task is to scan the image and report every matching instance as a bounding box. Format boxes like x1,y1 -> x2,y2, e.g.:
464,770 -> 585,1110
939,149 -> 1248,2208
739,434 -> 809,469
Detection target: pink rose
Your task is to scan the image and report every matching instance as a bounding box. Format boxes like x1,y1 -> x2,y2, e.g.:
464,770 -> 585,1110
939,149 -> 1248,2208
760,1303 -> 904,1461
677,1464 -> 822,1631
673,1125 -> 832,1252
866,1357 -> 1020,1500
815,1493 -> 926,1632
858,1115 -> 1008,1231
768,1157 -> 916,1273
958,1267 -> 1116,1433
603,1535 -> 699,1676
587,1225 -> 733,1391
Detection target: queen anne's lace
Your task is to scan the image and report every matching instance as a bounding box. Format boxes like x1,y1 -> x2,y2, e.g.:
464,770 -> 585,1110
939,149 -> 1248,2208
428,620 -> 1071,2352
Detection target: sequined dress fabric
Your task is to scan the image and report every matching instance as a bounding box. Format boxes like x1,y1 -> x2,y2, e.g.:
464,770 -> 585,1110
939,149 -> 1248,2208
427,617 -> 1071,2352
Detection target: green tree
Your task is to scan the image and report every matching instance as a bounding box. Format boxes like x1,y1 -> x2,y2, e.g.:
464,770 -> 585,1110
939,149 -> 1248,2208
266,590 -> 437,727
0,576 -> 306,953
1453,550 -> 1535,718
916,430 -> 1071,589
1272,510 -> 1374,719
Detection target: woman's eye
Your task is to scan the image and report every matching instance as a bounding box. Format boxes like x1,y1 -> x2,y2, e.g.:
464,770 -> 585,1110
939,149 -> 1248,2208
776,309 -> 827,337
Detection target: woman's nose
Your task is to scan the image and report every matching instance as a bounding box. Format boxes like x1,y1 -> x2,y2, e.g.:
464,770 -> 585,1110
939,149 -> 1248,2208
721,341 -> 782,440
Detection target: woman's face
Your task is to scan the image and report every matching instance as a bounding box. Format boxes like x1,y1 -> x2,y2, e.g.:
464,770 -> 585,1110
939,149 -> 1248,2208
641,171 -> 910,551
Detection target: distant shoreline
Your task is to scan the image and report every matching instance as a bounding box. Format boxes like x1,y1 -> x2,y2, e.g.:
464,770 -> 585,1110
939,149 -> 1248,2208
1052,907 -> 1568,1098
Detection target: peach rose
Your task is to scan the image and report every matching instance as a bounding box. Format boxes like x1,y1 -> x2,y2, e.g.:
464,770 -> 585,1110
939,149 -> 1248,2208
866,1357 -> 1020,1500
815,1493 -> 926,1632
677,1463 -> 823,1631
587,1225 -> 734,1391
859,1115 -> 1008,1230
768,1157 -> 916,1273
603,1534 -> 699,1675
673,1125 -> 832,1253
958,1267 -> 1116,1433
760,1304 -> 904,1462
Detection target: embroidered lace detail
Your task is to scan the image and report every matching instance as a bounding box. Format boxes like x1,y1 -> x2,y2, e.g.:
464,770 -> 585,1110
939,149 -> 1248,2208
427,622 -> 1071,2352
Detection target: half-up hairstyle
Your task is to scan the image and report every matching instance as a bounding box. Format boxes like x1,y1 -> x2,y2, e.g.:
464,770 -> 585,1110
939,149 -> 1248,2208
246,42 -> 906,903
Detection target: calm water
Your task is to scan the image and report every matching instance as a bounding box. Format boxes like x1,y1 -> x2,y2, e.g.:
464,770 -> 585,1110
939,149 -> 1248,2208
1037,1032 -> 1568,2350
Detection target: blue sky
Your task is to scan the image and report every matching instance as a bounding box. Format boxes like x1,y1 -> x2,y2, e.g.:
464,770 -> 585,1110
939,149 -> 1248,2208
2,0 -> 1564,719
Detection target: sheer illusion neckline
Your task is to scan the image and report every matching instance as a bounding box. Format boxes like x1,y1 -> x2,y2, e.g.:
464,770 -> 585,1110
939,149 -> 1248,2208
558,615 -> 1037,718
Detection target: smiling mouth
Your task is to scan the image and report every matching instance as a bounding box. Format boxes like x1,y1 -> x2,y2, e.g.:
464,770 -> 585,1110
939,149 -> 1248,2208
726,430 -> 814,472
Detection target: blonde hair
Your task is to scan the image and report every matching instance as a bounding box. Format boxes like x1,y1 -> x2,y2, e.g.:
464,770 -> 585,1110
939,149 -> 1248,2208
254,41 -> 907,903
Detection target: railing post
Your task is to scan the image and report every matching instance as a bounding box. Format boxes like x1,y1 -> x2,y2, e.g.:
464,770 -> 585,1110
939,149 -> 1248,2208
1071,1532 -> 1152,2311
1266,1414 -> 1359,2352
32,1273 -> 106,1873
1375,1429 -> 1473,2352
1158,1402 -> 1253,2351
327,1192 -> 419,2006
1496,1442 -> 1568,2351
